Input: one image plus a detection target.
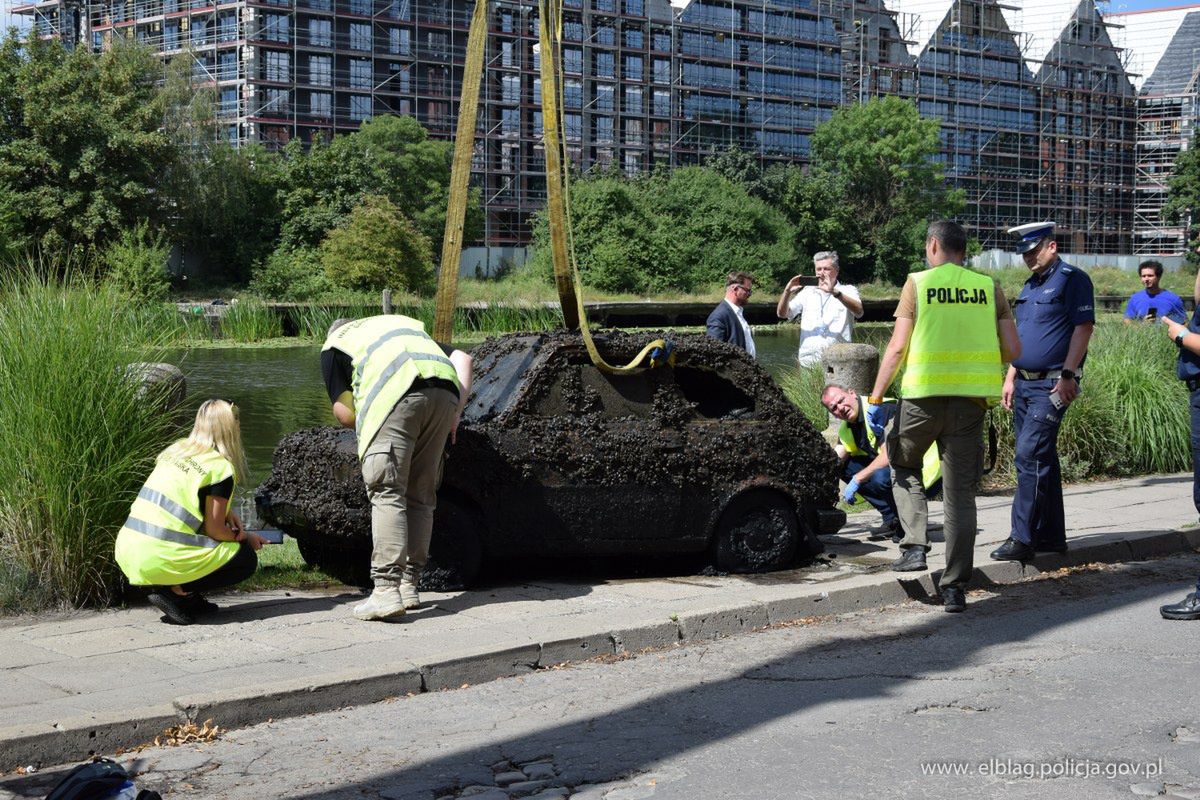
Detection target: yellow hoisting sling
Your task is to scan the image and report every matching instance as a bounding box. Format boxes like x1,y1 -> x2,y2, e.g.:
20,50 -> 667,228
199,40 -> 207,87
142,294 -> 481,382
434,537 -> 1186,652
435,0 -> 672,373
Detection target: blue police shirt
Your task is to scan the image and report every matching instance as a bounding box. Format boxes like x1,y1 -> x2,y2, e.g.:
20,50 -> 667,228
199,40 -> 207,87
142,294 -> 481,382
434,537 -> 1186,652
1012,258 -> 1095,371
1178,305 -> 1200,381
1125,289 -> 1185,321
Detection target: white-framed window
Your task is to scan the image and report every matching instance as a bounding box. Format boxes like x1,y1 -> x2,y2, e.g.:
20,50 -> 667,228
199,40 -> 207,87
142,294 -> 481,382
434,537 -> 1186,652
349,58 -> 372,88
309,55 -> 331,86
264,50 -> 290,82
263,13 -> 288,42
350,94 -> 372,121
310,91 -> 332,117
309,18 -> 331,46
349,22 -> 371,50
389,27 -> 410,55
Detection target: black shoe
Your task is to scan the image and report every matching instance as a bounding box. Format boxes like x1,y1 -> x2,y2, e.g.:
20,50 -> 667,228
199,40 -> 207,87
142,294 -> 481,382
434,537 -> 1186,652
1160,592 -> 1200,620
147,591 -> 196,626
891,531 -> 904,544
941,586 -> 966,613
1035,542 -> 1068,554
990,538 -> 1035,562
868,519 -> 901,541
181,593 -> 219,615
892,547 -> 927,572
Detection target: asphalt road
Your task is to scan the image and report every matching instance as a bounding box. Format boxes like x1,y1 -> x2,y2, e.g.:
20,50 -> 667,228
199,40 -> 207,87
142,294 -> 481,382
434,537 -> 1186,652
6,554 -> 1200,800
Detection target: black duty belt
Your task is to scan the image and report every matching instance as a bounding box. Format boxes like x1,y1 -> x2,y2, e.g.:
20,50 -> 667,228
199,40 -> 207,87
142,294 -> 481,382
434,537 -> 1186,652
407,377 -> 460,399
1016,369 -> 1068,380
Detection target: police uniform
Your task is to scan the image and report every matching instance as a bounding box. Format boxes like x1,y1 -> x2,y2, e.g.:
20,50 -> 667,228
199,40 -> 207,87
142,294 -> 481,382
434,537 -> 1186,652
1003,222 -> 1094,556
321,315 -> 462,596
1162,308 -> 1200,619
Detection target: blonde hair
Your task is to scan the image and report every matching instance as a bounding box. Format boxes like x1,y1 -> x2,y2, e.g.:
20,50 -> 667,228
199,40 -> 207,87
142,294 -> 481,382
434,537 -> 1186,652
162,399 -> 248,483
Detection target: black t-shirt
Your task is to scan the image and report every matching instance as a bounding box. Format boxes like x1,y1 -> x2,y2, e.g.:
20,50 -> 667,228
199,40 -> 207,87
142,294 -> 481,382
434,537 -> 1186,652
321,342 -> 458,403
197,476 -> 234,520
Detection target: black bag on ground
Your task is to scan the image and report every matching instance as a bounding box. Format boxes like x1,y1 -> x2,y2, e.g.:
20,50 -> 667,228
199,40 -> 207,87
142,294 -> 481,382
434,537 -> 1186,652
44,758 -> 128,800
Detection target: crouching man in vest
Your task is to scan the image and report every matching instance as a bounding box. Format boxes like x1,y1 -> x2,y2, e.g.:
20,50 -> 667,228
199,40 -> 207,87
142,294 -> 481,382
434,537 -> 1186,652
115,399 -> 265,625
868,220 -> 1021,613
321,316 -> 473,622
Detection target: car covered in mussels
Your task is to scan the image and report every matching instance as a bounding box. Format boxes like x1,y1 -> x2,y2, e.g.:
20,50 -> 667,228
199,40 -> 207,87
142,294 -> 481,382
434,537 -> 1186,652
256,331 -> 844,588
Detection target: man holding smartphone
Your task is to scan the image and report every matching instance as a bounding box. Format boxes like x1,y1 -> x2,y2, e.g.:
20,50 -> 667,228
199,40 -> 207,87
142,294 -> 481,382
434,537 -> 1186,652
992,221 -> 1095,562
776,251 -> 864,367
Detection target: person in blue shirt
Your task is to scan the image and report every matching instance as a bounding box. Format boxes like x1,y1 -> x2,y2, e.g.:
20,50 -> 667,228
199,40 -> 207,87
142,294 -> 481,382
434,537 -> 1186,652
992,221 -> 1095,562
1158,269 -> 1200,620
1124,260 -> 1185,324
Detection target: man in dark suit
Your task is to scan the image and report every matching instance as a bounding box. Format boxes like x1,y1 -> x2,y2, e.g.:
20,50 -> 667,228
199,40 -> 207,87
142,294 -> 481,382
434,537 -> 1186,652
706,271 -> 756,357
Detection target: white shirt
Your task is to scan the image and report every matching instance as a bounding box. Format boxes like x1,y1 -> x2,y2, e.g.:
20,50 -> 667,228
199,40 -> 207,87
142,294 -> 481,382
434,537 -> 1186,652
786,283 -> 861,367
726,298 -> 756,358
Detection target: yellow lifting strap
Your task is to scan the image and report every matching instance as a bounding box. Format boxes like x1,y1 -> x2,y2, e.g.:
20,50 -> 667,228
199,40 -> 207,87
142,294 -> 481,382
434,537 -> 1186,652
432,0 -> 489,344
537,0 -> 671,373
435,0 -> 671,372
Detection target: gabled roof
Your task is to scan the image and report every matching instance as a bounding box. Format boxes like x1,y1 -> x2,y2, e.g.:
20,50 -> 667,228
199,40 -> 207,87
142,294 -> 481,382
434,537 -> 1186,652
1104,6 -> 1200,92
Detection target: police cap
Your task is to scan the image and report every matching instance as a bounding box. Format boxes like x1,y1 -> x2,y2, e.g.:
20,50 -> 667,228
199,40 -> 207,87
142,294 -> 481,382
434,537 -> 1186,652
1007,221 -> 1056,254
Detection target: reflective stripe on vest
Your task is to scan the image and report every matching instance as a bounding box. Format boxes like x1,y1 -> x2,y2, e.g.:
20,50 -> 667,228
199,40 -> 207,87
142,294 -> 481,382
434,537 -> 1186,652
323,315 -> 461,458
901,265 -> 1002,400
136,486 -> 202,531
123,516 -> 221,549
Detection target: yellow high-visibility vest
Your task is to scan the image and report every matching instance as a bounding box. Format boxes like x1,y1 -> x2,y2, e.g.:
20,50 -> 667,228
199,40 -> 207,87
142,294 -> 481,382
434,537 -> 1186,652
901,265 -> 1002,400
837,397 -> 941,489
114,447 -> 239,586
322,315 -> 461,459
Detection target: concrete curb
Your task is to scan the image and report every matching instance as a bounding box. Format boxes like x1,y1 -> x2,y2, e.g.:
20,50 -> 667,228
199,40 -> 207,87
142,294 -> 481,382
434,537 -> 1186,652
3,531 -> 1196,767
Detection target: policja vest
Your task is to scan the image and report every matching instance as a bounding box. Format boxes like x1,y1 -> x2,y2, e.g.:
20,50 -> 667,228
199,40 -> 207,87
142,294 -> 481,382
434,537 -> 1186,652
114,447 -> 239,586
901,264 -> 1002,400
322,315 -> 461,459
838,396 -> 941,489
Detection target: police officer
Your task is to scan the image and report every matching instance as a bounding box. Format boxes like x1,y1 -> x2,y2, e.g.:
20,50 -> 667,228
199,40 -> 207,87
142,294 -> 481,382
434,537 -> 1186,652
322,316 -> 473,622
1158,269 -> 1200,620
991,222 -> 1095,562
868,220 -> 1021,612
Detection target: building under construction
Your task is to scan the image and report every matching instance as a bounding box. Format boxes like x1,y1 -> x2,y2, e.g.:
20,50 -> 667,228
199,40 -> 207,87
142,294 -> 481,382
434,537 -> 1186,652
9,0 -> 1198,257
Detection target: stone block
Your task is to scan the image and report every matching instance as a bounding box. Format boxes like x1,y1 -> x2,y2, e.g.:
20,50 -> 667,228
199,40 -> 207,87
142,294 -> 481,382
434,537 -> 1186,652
612,621 -> 680,653
676,603 -> 768,642
420,643 -> 541,692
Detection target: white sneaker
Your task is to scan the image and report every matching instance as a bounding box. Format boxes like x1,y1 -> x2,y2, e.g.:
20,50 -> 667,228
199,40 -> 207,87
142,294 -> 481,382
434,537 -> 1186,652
398,579 -> 421,610
353,586 -> 406,621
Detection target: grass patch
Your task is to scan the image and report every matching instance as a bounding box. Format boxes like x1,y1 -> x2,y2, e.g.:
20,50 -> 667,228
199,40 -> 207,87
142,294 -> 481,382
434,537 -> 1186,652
0,272 -> 181,608
236,538 -> 347,592
220,300 -> 283,341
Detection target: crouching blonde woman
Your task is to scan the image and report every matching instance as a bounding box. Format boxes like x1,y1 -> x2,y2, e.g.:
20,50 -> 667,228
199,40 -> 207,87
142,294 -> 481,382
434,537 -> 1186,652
115,399 -> 265,625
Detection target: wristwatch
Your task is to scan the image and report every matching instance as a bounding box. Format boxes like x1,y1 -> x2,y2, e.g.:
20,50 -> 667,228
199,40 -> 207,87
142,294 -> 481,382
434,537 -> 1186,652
1176,330 -> 1187,347
832,289 -> 842,299
1059,368 -> 1077,381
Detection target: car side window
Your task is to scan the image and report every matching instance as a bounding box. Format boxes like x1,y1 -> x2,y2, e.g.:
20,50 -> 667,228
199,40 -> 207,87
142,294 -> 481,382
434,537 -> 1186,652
673,366 -> 755,420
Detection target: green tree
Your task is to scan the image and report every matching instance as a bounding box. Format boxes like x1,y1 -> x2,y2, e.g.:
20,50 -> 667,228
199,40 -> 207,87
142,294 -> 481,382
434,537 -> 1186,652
319,195 -> 434,293
0,33 -> 176,261
278,115 -> 482,259
806,96 -> 963,284
1164,145 -> 1200,265
529,166 -> 797,293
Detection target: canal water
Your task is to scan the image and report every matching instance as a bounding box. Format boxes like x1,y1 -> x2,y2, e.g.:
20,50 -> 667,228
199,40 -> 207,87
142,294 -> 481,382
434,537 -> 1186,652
172,325 -> 886,515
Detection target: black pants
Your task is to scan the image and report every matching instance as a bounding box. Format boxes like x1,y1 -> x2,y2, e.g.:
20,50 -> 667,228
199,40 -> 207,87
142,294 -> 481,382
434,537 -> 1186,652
181,543 -> 258,593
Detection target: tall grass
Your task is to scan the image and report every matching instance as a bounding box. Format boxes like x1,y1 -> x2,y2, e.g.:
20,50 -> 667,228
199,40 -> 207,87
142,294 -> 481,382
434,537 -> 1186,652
219,300 -> 283,341
777,366 -> 829,429
0,273 -> 181,609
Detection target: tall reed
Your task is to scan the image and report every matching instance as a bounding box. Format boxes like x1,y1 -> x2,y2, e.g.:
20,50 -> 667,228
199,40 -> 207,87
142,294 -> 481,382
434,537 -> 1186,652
219,300 -> 283,342
0,273 -> 180,609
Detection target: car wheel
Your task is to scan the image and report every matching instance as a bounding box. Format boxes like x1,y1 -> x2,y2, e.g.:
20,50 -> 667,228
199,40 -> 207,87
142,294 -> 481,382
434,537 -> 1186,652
711,489 -> 800,573
425,497 -> 485,591
296,536 -> 371,588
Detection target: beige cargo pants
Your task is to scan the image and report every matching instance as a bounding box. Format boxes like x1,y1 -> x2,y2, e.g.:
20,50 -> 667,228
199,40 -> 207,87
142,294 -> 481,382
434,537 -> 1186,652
361,387 -> 459,586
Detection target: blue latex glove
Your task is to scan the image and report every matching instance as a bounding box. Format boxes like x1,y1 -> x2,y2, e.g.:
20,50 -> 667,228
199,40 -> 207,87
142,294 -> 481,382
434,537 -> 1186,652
865,402 -> 886,437
842,478 -> 860,504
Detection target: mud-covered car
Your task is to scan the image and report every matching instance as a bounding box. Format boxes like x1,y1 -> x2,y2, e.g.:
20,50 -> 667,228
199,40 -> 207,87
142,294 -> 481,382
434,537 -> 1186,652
256,331 -> 844,588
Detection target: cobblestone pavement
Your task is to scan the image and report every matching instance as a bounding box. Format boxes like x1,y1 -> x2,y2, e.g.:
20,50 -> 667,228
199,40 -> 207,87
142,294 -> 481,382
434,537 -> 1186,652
5,553 -> 1199,800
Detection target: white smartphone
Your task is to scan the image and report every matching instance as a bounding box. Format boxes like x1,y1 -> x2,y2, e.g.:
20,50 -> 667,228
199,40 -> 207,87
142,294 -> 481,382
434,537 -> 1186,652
1049,391 -> 1065,410
252,529 -> 286,544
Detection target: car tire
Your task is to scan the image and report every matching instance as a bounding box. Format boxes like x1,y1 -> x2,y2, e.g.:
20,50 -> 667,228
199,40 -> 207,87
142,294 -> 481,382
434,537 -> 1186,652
425,497 -> 485,590
711,489 -> 800,573
296,536 -> 371,588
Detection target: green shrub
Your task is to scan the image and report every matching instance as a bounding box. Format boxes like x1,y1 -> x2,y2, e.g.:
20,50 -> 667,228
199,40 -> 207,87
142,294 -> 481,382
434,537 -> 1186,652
0,271 -> 180,609
250,247 -> 337,302
320,195 -> 434,294
102,222 -> 171,304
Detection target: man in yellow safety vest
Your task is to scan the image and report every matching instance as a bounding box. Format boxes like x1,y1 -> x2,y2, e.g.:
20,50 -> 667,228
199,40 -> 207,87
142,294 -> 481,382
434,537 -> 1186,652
322,316 -> 473,622
867,220 -> 1021,613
